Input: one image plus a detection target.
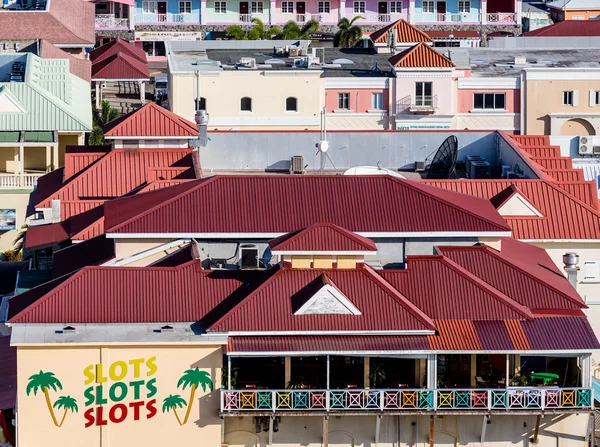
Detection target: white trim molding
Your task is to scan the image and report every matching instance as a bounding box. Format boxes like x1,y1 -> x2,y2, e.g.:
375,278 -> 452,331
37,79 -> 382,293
524,68 -> 600,81
206,116 -> 321,126
458,77 -> 520,89
324,78 -> 390,89
106,231 -> 512,239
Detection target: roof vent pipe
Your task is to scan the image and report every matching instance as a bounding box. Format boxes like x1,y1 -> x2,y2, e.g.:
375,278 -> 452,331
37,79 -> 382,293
563,252 -> 579,289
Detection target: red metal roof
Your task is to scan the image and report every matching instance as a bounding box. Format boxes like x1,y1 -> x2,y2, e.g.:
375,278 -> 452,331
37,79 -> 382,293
24,222 -> 70,249
525,20 -> 600,37
379,256 -> 533,320
39,39 -> 92,82
522,317 -> 598,350
104,102 -> 198,138
428,320 -> 481,350
90,38 -> 147,64
0,336 -> 16,410
63,145 -> 111,181
92,52 -> 150,80
420,180 -> 600,240
370,19 -> 432,44
105,175 -> 512,235
35,148 -> 194,220
51,234 -> 115,278
228,336 -> 431,353
269,222 -> 378,252
208,265 -> 436,333
388,43 -> 455,68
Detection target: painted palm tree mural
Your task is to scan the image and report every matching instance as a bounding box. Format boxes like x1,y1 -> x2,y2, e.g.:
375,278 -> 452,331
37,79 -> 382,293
177,368 -> 214,425
162,394 -> 187,426
53,396 -> 79,427
26,371 -> 64,427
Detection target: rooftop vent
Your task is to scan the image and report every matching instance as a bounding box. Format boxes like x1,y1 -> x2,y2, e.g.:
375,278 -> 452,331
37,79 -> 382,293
332,58 -> 354,65
264,58 -> 286,65
153,325 -> 174,333
55,326 -> 76,334
514,56 -> 526,65
237,57 -> 257,69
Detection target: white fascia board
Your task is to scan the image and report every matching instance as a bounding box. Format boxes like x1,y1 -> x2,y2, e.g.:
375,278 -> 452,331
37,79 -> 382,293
262,70 -> 323,77
220,330 -> 436,336
103,238 -> 190,266
106,231 -> 512,239
457,77 -> 520,89
207,116 -> 321,126
227,350 -> 594,356
106,136 -> 193,140
324,78 -> 390,89
93,78 -> 151,82
271,250 -> 376,256
56,43 -> 95,48
521,239 -> 600,243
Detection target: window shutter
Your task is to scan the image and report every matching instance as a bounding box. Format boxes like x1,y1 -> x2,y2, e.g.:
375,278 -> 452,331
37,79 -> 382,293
591,90 -> 597,107
573,90 -> 579,107
584,261 -> 600,282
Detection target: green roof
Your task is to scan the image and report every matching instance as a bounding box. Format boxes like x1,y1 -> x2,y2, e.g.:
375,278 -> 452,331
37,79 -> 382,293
24,131 -> 54,142
0,53 -> 92,132
0,131 -> 19,142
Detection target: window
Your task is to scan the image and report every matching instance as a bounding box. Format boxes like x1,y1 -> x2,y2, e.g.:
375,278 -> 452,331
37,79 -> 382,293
473,93 -> 505,110
458,0 -> 470,12
590,90 -> 600,106
390,1 -> 402,12
282,1 -> 294,13
353,1 -> 365,13
422,0 -> 434,13
415,82 -> 433,106
142,0 -> 157,13
241,97 -> 252,112
214,1 -> 227,13
318,1 -> 330,13
338,93 -> 350,110
563,90 -> 575,106
286,97 -> 298,112
239,244 -> 259,269
584,261 -> 600,283
179,1 -> 192,13
251,1 -> 263,12
371,92 -> 383,110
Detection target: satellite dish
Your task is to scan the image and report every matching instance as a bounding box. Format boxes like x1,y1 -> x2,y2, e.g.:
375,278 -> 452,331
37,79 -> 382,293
426,135 -> 458,179
317,140 -> 329,152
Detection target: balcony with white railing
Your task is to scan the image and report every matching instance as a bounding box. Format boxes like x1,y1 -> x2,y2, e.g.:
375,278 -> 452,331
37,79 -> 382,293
221,387 -> 593,413
412,12 -> 481,22
95,14 -> 129,29
485,12 -> 517,23
397,95 -> 439,114
345,12 -> 407,23
0,173 -> 40,189
135,13 -> 199,24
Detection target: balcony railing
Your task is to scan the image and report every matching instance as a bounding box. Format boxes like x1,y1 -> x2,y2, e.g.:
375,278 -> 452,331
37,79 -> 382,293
397,95 -> 438,114
95,14 -> 129,29
346,12 -> 407,22
0,173 -> 40,189
413,12 -> 480,22
486,12 -> 517,22
221,388 -> 593,413
135,13 -> 198,23
239,13 -> 253,21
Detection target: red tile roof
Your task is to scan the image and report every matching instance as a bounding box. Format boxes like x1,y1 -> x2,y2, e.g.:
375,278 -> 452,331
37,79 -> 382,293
208,265 -> 436,333
104,102 -> 198,138
92,52 -> 150,80
35,148 -> 194,220
269,222 -> 378,253
369,19 -> 432,44
39,39 -> 91,82
420,180 -> 600,240
0,0 -> 94,45
104,175 -> 512,235
388,42 -> 455,68
0,336 -> 16,410
90,38 -> 147,64
524,20 -> 600,37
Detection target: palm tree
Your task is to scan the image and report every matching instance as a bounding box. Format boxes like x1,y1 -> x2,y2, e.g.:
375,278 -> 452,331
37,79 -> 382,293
26,371 -> 63,426
177,368 -> 214,425
276,19 -> 319,39
162,394 -> 187,426
225,24 -> 248,40
53,395 -> 78,427
226,18 -> 280,40
89,100 -> 119,145
333,16 -> 364,47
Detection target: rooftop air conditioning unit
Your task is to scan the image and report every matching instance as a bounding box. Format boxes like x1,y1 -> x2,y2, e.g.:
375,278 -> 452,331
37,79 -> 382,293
289,47 -> 300,57
579,136 -> 591,155
239,57 -> 257,69
470,160 -> 491,179
414,161 -> 426,172
593,145 -> 600,155
290,155 -> 305,174
313,47 -> 325,63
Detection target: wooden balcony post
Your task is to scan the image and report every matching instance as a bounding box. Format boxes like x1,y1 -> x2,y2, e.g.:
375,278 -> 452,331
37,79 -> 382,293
364,356 -> 370,388
284,356 -> 291,386
227,356 -> 232,389
532,414 -> 541,444
326,355 -> 330,389
45,146 -> 51,172
470,354 -> 477,387
429,416 -> 435,447
18,145 -> 24,187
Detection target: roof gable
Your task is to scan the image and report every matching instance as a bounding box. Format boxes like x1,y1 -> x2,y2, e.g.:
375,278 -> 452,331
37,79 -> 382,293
524,20 -> 600,37
491,185 -> 543,217
0,88 -> 25,113
369,19 -> 432,44
104,102 -> 198,138
92,52 -> 150,80
388,43 -> 455,68
294,274 -> 362,315
91,39 -> 147,64
269,222 -> 378,253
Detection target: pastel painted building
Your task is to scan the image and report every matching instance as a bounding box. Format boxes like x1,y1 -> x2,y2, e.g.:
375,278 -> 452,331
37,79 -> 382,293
135,0 -> 201,24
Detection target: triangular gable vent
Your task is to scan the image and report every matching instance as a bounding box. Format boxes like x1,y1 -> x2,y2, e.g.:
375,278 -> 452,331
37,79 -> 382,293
294,283 -> 362,315
0,88 -> 26,113
497,192 -> 543,217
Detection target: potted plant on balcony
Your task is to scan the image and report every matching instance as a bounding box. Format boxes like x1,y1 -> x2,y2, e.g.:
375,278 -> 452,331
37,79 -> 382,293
221,365 -> 239,389
286,375 -> 305,389
509,374 -> 530,387
369,361 -> 386,389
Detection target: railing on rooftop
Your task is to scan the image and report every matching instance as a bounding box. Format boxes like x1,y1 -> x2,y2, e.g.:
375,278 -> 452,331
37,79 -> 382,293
221,388 -> 593,413
486,12 -> 517,22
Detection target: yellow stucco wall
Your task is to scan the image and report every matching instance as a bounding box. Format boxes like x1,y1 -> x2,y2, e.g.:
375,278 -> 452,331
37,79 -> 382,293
0,147 -> 18,173
58,134 -> 82,168
524,78 -> 600,135
114,239 -> 178,261
313,256 -> 333,269
17,344 -> 223,447
0,192 -> 29,252
170,71 -> 324,129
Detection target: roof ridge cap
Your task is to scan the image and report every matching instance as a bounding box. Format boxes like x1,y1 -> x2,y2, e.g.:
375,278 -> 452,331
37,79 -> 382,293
542,179 -> 600,216
439,256 -> 534,320
361,264 -> 437,331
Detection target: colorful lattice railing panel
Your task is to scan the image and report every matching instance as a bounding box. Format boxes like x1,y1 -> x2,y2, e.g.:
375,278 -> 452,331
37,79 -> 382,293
221,388 -> 593,412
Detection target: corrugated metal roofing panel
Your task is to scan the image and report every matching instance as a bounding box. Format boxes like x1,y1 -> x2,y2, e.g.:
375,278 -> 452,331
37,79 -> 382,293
269,222 -> 378,252
92,52 -> 150,80
228,336 -> 431,352
428,320 -> 481,351
90,39 -> 147,64
522,317 -> 600,350
473,320 -> 514,350
505,320 -> 530,350
525,20 -> 600,37
105,175 -> 511,235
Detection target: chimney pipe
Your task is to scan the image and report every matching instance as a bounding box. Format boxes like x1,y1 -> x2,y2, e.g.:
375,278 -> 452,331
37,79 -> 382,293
563,252 -> 579,289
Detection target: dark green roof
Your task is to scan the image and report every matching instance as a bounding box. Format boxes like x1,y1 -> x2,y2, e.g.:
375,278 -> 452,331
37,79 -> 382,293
23,131 -> 54,143
0,131 -> 20,143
